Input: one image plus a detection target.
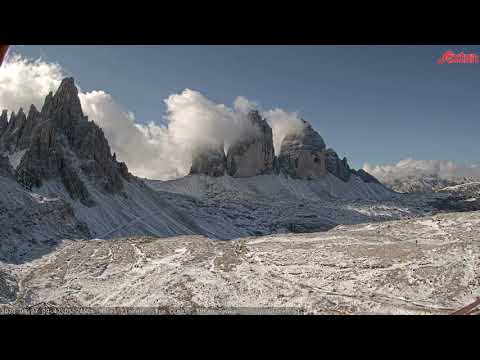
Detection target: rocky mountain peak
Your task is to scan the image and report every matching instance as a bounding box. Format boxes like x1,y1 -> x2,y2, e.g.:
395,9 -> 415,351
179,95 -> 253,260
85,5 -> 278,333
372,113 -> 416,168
41,77 -> 84,128
27,104 -> 39,118
278,119 -> 327,179
0,104 -> 42,154
16,77 -> 133,206
226,111 -> 275,177
16,107 -> 26,120
280,120 -> 326,155
190,144 -> 226,177
6,111 -> 17,132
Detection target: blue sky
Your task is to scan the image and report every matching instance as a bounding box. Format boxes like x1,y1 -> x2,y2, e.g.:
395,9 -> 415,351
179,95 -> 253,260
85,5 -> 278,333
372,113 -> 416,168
13,45 -> 480,169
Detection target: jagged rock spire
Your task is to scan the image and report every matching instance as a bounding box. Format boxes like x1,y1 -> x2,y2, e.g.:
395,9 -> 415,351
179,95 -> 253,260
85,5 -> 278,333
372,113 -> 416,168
0,110 -> 8,136
41,77 -> 85,130
0,104 -> 42,154
16,104 -> 41,150
41,91 -> 54,116
16,77 -> 132,205
27,104 -> 39,118
15,107 -> 26,131
6,111 -> 16,133
325,149 -> 351,182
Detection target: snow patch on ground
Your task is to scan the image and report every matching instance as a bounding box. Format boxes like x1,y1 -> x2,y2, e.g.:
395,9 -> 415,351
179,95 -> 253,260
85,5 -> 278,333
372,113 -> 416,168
6,149 -> 27,170
1,210 -> 478,314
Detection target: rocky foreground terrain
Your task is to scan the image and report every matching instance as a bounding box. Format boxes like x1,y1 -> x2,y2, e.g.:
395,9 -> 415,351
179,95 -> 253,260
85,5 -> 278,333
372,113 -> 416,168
1,210 -> 478,314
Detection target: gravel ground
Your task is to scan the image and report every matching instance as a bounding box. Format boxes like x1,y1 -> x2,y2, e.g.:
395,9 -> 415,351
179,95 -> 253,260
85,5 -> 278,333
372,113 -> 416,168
1,210 -> 479,314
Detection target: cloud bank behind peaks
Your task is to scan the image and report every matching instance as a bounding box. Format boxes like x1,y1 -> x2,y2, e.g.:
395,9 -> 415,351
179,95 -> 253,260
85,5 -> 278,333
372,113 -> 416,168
163,89 -> 261,154
0,54 -> 310,180
363,158 -> 480,183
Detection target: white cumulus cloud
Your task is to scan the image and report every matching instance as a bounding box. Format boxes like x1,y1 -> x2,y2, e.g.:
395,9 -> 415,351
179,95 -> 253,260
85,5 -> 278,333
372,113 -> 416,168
0,54 -> 63,112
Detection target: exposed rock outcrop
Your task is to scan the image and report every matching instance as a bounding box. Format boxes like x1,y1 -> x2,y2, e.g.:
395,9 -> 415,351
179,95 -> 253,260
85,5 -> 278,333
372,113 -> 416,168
325,148 -> 351,182
277,120 -> 327,179
190,144 -> 226,177
0,109 -> 25,153
17,105 -> 41,150
226,110 -> 275,177
15,77 -> 133,206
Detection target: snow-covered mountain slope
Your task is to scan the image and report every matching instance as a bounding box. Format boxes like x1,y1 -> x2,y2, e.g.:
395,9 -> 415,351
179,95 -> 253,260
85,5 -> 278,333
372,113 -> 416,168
143,173 -> 440,238
2,210 -> 478,314
148,173 -> 393,202
0,174 -> 90,264
36,176 -> 238,240
21,170 -> 435,243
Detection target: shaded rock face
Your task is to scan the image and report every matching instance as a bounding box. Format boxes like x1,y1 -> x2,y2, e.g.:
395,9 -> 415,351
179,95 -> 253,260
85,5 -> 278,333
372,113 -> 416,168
0,110 -> 9,137
278,120 -> 327,179
18,105 -> 41,150
15,77 -> 133,206
226,111 -> 275,177
325,149 -> 351,182
0,108 -> 30,154
0,155 -> 13,177
190,145 -> 226,177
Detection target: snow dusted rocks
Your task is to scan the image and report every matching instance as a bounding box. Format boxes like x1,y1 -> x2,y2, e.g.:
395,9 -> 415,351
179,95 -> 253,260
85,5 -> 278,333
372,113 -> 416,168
16,78 -> 132,206
226,110 -> 275,177
278,120 -> 328,179
3,210 -> 478,314
190,144 -> 226,177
